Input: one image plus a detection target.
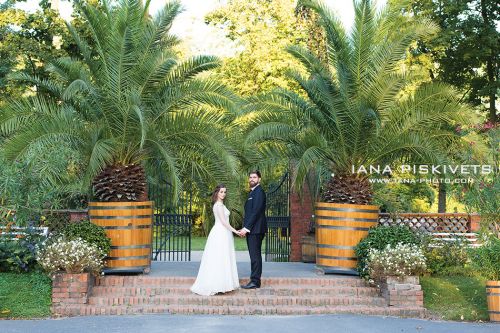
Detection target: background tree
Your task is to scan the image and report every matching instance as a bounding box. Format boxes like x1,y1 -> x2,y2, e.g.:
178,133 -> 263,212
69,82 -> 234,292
453,127 -> 499,234
0,0 -> 86,223
205,0 -> 310,96
240,0 -> 471,204
295,3 -> 327,63
396,0 -> 499,124
0,0 -> 239,204
0,0 -> 71,99
390,0 -> 498,211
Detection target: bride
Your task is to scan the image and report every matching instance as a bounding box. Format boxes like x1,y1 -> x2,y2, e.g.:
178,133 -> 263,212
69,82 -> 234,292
190,184 -> 241,296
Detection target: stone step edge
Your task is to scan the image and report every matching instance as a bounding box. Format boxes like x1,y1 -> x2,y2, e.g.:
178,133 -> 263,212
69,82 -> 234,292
91,285 -> 377,291
95,278 -> 369,287
87,295 -> 387,304
96,277 -> 364,282
53,304 -> 426,317
90,290 -> 380,297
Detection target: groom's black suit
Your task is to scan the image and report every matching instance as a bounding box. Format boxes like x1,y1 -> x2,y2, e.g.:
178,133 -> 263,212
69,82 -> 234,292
243,184 -> 267,286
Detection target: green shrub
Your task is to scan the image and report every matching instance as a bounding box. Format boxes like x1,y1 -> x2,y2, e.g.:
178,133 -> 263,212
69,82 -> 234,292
469,236 -> 500,281
0,231 -> 45,273
60,220 -> 111,257
355,225 -> 425,278
40,212 -> 70,234
423,239 -> 470,276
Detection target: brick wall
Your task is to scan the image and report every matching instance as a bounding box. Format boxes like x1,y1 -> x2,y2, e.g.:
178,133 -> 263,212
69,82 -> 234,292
68,210 -> 88,222
379,276 -> 424,308
290,184 -> 314,262
52,272 -> 94,311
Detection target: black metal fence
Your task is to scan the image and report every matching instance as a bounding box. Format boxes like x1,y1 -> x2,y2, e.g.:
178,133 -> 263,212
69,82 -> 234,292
265,172 -> 291,262
149,181 -> 193,261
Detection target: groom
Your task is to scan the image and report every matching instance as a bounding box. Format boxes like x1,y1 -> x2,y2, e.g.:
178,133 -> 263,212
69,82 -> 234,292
239,170 -> 267,289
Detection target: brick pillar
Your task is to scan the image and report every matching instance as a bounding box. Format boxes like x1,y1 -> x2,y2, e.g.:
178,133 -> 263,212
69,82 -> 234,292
290,184 -> 314,262
379,276 -> 424,308
469,213 -> 481,232
52,272 -> 94,310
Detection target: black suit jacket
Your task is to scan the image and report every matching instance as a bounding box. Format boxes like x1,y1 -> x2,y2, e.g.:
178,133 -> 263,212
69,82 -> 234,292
243,184 -> 267,234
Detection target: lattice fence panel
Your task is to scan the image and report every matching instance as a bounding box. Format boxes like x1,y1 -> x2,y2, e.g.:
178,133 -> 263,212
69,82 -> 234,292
378,214 -> 470,233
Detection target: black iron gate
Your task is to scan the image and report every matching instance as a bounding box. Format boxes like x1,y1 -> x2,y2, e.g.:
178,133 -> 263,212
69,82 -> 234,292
149,181 -> 193,261
265,172 -> 291,262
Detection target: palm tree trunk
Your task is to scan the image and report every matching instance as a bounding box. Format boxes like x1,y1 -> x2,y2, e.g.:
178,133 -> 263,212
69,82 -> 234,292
481,0 -> 498,124
438,182 -> 446,213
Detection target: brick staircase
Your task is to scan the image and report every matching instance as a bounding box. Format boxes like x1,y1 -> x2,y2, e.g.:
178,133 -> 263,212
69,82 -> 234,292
53,275 -> 426,317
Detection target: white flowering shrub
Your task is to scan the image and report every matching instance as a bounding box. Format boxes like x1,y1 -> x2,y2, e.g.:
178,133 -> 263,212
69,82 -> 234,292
36,237 -> 105,275
367,243 -> 427,280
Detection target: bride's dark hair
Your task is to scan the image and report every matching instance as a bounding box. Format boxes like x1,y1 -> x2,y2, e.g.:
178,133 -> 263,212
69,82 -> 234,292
211,184 -> 226,204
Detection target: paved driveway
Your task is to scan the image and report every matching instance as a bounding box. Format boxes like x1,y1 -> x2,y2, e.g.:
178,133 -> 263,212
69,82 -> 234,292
1,314 -> 497,333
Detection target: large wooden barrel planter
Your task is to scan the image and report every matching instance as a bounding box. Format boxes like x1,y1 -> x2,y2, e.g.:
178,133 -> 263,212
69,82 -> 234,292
487,281 -> 500,322
315,202 -> 379,275
88,201 -> 154,274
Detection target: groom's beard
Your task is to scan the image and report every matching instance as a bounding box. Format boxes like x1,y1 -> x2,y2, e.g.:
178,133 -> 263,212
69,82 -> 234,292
249,181 -> 258,188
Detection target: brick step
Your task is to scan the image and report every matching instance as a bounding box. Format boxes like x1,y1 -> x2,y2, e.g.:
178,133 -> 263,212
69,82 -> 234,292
54,304 -> 426,317
88,294 -> 388,307
91,285 -> 379,297
95,276 -> 369,288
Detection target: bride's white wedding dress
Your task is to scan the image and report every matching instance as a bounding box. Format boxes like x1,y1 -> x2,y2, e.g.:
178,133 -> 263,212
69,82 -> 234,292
190,202 -> 239,296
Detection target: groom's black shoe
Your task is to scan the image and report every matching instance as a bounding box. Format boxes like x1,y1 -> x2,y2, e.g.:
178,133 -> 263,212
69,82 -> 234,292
241,281 -> 260,289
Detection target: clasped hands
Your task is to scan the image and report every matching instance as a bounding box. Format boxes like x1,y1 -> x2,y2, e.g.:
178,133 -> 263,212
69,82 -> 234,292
234,229 -> 248,237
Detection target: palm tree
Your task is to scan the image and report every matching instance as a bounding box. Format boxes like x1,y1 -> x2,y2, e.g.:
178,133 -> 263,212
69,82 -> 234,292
0,0 -> 239,202
240,0 -> 469,204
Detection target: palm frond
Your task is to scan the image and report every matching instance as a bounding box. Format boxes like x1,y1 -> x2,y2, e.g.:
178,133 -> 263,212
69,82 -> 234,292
246,0 -> 470,197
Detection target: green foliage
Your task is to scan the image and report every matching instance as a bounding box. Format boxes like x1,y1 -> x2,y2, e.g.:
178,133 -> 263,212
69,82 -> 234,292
205,0 -> 309,95
0,143 -> 86,225
469,236 -> 500,281
60,220 -> 111,257
0,0 -> 70,99
453,127 -> 499,232
372,179 -> 435,213
0,231 -> 45,273
40,212 -> 71,234
399,0 -> 499,123
0,0 -> 239,200
355,225 -> 425,278
423,240 -> 470,276
240,0 -> 471,197
0,271 -> 52,319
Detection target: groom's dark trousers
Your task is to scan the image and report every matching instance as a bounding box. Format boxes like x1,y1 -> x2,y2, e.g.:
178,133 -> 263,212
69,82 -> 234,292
243,185 -> 267,286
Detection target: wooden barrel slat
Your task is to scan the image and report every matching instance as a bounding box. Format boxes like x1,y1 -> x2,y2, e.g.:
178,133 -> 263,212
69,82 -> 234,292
89,201 -> 153,274
487,281 -> 500,322
315,202 -> 378,275
317,247 -> 355,257
317,259 -> 357,268
106,259 -> 151,268
109,248 -> 151,257
315,209 -> 379,218
89,201 -> 152,207
91,219 -> 153,227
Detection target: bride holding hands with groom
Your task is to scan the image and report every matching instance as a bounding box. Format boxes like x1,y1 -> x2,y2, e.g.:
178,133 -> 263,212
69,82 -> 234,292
190,171 -> 267,296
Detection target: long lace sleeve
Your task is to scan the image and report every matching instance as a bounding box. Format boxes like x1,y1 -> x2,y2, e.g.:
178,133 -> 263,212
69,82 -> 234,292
213,204 -> 236,233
